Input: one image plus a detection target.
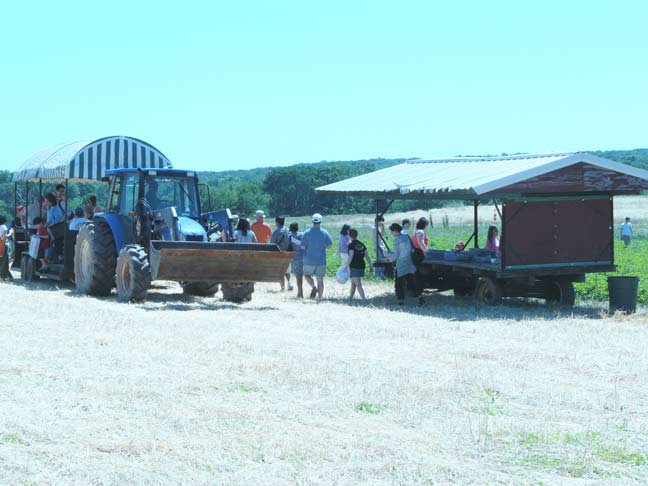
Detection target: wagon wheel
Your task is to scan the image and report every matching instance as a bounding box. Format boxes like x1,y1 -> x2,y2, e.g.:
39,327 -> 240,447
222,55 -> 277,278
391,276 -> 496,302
545,279 -> 576,307
475,277 -> 503,306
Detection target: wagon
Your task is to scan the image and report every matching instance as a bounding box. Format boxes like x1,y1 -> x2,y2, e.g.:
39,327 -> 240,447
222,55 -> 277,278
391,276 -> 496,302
317,153 -> 648,306
10,135 -> 293,302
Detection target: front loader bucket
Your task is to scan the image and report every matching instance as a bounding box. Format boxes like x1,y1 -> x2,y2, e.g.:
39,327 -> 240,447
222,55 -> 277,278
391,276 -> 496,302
149,241 -> 295,283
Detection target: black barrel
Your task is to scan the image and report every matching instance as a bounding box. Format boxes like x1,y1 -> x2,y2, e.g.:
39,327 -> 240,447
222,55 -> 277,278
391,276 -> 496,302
608,276 -> 640,314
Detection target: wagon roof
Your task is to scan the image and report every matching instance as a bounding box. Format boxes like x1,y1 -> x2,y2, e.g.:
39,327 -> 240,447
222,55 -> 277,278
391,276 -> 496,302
12,135 -> 173,182
315,152 -> 648,199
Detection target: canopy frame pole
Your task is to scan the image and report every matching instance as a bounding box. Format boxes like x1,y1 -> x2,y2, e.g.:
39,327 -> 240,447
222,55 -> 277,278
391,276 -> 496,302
13,183 -> 17,223
473,200 -> 479,248
25,181 -> 29,247
63,179 -> 69,279
374,199 -> 394,258
494,200 -> 502,220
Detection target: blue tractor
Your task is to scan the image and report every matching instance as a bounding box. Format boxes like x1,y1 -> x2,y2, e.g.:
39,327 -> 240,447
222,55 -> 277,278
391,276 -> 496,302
74,168 -> 294,302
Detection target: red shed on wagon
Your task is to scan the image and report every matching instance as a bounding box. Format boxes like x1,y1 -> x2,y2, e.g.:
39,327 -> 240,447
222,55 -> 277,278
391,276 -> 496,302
317,153 -> 648,306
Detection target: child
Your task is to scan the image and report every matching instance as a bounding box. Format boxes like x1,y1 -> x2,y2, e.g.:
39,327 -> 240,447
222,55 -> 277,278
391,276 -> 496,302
34,217 -> 50,271
337,224 -> 351,266
485,226 -> 500,256
343,228 -> 373,301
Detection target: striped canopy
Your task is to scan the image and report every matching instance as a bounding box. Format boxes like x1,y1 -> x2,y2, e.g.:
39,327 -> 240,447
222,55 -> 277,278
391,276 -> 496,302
12,136 -> 173,182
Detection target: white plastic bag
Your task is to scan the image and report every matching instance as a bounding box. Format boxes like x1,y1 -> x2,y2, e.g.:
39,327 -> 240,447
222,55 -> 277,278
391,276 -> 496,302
336,266 -> 350,284
29,235 -> 40,260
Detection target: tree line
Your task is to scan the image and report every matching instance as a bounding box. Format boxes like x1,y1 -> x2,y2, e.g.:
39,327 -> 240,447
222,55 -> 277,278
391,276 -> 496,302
2,149 -> 648,219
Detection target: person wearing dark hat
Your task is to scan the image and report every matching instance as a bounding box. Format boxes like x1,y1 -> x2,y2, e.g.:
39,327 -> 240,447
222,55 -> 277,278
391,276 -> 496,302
69,207 -> 90,231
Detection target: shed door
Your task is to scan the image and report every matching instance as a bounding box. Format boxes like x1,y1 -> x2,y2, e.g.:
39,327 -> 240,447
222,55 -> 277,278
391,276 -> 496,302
501,197 -> 613,269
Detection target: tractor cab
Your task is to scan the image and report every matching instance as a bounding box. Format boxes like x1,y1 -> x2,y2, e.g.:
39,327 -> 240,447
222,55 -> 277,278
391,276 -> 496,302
105,168 -> 208,246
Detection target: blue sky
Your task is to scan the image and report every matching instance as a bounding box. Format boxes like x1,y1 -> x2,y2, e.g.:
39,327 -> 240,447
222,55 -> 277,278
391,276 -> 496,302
1,1 -> 646,171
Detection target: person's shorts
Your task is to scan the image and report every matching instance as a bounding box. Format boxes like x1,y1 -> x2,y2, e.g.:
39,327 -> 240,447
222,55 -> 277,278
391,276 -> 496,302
623,236 -> 631,246
350,267 -> 365,278
291,260 -> 304,275
303,264 -> 326,277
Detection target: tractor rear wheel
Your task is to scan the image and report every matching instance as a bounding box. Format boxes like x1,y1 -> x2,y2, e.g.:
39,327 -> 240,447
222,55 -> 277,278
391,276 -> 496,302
221,282 -> 255,303
74,220 -> 117,296
181,281 -> 220,297
116,245 -> 150,302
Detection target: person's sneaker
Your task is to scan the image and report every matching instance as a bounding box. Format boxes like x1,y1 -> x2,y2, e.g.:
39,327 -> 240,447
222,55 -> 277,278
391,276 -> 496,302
287,284 -> 294,291
310,287 -> 318,299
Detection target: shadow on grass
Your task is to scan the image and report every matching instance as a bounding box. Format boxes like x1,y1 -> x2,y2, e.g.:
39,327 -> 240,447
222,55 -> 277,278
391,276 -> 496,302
329,290 -> 606,321
140,291 -> 279,312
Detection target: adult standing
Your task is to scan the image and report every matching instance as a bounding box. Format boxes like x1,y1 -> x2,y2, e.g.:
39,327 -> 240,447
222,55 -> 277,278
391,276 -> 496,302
234,218 -> 257,243
25,196 -> 45,228
620,217 -> 632,247
390,223 -> 423,306
270,216 -> 292,291
288,222 -> 314,298
251,210 -> 272,243
301,213 -> 333,302
0,216 -> 12,281
55,184 -> 72,218
45,192 -> 65,262
6,217 -> 18,269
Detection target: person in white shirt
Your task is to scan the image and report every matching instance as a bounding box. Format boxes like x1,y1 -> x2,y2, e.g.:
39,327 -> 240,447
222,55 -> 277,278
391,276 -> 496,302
0,215 -> 12,281
69,207 -> 90,231
620,217 -> 633,247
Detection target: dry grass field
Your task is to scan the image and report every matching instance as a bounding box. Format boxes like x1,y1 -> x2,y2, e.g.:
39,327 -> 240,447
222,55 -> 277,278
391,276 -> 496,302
2,273 -> 648,485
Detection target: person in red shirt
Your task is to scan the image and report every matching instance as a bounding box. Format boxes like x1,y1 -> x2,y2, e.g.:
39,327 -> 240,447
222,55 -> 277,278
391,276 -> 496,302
251,210 -> 272,243
33,216 -> 50,271
412,217 -> 429,251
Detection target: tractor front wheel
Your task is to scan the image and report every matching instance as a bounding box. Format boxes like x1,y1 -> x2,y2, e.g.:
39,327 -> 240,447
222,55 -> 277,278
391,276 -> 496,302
75,220 -> 117,296
221,282 -> 255,303
181,281 -> 220,297
116,245 -> 150,302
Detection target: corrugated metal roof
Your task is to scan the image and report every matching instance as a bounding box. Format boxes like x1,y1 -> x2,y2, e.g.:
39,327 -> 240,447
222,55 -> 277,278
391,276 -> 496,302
316,152 -> 648,198
12,136 -> 173,182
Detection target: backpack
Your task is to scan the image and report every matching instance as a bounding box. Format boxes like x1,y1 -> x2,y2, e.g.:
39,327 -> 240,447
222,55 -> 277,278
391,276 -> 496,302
408,236 -> 425,265
287,233 -> 301,252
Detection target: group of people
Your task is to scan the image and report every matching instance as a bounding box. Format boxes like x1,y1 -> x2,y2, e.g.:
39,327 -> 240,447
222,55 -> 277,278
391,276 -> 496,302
229,210 -> 335,302
0,188 -> 101,277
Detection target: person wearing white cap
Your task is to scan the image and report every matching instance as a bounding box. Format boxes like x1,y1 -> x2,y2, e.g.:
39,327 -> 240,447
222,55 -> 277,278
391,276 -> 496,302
300,213 -> 333,302
251,209 -> 272,243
